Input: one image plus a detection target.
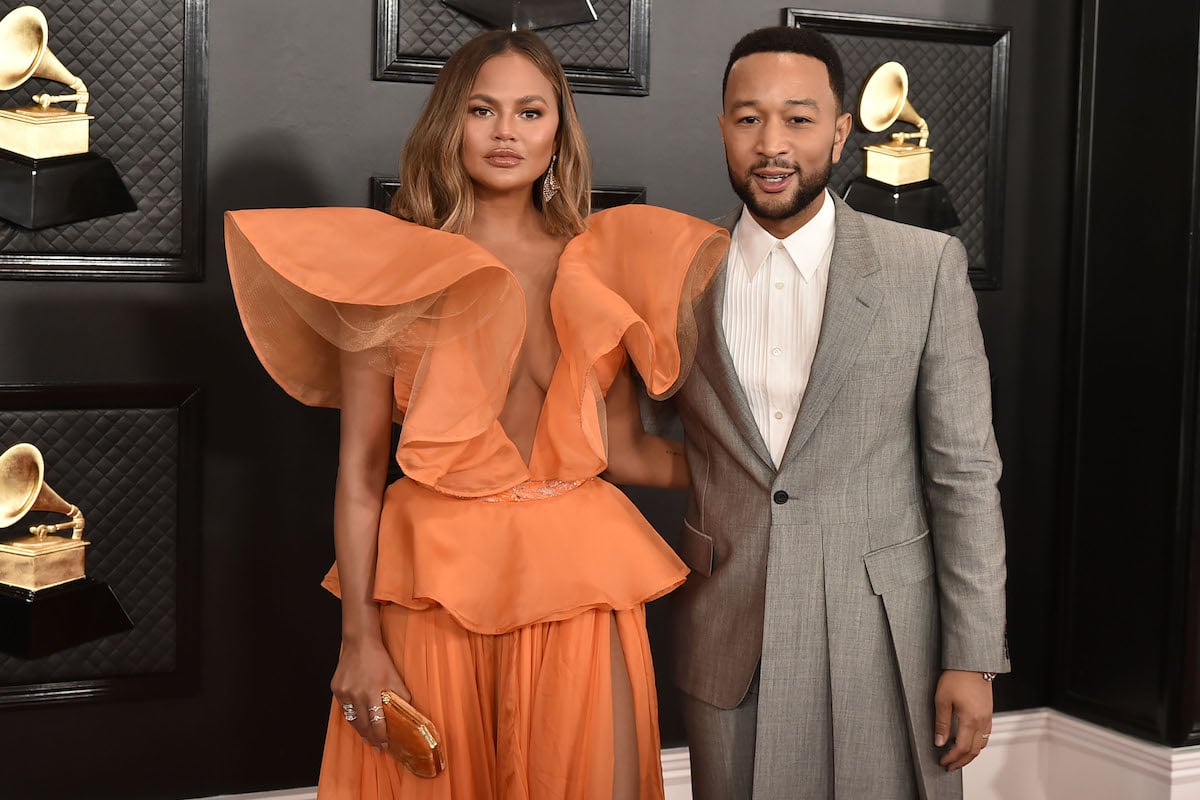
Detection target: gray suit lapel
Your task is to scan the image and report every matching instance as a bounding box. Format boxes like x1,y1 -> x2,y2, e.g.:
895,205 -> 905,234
693,210 -> 776,471
778,197 -> 883,465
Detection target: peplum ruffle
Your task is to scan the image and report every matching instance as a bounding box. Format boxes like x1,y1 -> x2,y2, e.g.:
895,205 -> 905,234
225,204 -> 728,634
321,477 -> 688,634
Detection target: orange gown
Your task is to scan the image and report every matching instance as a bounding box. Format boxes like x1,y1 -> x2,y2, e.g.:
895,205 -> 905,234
224,205 -> 728,799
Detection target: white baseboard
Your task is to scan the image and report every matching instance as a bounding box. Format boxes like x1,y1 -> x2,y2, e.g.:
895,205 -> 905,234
661,746 -> 694,799
195,711 -> 1200,800
964,708 -> 1200,800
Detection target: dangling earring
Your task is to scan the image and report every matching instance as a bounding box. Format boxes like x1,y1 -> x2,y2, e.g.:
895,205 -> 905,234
542,154 -> 560,204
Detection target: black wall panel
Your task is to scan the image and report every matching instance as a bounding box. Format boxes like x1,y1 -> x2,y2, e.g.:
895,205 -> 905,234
1057,0 -> 1200,746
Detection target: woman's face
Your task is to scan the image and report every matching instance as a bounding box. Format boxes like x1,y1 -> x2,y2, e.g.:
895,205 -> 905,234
461,52 -> 560,200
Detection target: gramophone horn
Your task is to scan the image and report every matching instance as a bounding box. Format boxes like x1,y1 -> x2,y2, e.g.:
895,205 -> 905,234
0,5 -> 88,113
859,61 -> 929,147
0,442 -> 84,538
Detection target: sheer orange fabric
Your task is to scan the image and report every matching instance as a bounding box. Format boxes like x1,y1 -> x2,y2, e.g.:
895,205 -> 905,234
318,605 -> 663,799
224,205 -> 729,798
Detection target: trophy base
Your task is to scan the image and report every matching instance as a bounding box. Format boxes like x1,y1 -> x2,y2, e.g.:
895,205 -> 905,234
0,535 -> 89,591
842,176 -> 962,232
0,149 -> 136,230
0,577 -> 132,659
0,107 -> 92,159
864,143 -> 933,186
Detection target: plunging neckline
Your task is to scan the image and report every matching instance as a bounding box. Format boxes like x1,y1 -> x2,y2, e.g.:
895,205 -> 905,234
501,349 -> 564,472
473,237 -> 568,473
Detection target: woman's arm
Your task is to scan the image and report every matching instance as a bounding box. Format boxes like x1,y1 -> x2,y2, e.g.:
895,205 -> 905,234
329,348 -> 408,749
603,362 -> 689,490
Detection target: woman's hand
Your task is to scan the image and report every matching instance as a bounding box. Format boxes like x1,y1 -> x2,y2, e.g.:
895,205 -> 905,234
331,634 -> 411,749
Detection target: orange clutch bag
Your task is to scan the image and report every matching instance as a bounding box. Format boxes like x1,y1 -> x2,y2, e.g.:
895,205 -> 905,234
380,690 -> 447,778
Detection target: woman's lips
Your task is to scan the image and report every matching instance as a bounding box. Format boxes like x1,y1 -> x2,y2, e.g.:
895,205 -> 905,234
485,149 -> 523,168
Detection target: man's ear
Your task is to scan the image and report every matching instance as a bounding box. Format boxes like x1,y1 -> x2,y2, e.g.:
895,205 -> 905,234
831,112 -> 853,163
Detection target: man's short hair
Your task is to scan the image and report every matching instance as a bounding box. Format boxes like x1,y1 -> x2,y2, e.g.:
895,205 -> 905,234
722,25 -> 846,112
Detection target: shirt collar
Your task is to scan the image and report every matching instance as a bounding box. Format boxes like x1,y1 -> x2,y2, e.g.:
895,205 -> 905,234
732,189 -> 837,283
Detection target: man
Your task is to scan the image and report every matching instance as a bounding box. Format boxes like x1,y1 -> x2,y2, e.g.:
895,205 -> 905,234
669,25 -> 1009,799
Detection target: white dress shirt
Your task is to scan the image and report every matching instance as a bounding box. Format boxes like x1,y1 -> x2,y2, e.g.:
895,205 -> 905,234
722,190 -> 837,467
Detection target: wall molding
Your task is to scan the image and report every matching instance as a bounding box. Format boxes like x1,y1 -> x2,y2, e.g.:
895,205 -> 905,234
193,710 -> 1200,800
966,709 -> 1200,799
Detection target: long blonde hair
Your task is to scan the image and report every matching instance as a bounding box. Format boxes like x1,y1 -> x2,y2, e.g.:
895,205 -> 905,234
391,31 -> 591,237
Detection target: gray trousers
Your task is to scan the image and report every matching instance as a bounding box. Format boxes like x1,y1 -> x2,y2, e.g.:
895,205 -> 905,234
681,670 -> 927,800
681,675 -> 759,800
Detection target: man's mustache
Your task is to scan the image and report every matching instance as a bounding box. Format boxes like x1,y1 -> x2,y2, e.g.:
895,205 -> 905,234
745,158 -> 800,174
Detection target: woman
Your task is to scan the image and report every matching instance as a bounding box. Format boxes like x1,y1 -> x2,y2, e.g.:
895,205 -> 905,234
225,30 -> 727,799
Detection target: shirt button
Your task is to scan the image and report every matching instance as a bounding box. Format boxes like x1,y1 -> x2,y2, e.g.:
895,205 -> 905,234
771,347 -> 782,357
774,281 -> 785,290
773,490 -> 789,504
774,411 -> 783,420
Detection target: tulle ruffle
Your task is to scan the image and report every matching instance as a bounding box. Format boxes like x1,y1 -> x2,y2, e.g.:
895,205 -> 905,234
225,204 -> 728,494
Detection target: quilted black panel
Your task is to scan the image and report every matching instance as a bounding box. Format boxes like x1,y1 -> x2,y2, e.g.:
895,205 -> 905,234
0,405 -> 181,681
399,0 -> 630,70
0,1 -> 186,256
826,34 -> 994,272
379,0 -> 647,94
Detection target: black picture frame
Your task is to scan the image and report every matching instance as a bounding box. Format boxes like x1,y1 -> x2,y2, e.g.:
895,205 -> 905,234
784,9 -> 1010,290
0,0 -> 208,281
375,0 -> 650,96
0,384 -> 201,707
369,176 -> 646,213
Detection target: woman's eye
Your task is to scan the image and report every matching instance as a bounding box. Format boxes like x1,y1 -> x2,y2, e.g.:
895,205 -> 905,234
519,109 -> 542,119
469,106 -> 493,117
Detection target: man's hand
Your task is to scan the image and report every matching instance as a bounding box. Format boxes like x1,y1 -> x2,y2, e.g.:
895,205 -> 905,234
933,669 -> 994,770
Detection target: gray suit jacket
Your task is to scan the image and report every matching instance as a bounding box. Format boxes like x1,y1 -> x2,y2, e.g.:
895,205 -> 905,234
671,195 -> 1009,797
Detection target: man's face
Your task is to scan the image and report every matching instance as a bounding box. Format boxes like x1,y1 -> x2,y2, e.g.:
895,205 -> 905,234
720,52 -> 852,236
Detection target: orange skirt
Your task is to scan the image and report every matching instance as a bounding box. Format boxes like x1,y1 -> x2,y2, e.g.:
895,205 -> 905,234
316,603 -> 666,799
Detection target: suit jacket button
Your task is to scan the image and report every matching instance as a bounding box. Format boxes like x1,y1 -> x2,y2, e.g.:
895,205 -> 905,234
773,490 -> 789,504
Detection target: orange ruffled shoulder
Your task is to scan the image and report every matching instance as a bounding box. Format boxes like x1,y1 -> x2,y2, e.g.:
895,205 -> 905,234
223,207 -> 521,412
540,205 -> 729,470
556,204 -> 728,398
225,207 -> 529,492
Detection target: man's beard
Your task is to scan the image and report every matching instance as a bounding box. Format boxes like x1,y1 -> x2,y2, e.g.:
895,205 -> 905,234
727,156 -> 832,221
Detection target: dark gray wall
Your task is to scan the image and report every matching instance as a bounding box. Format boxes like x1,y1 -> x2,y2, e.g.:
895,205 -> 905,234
0,0 -> 1073,796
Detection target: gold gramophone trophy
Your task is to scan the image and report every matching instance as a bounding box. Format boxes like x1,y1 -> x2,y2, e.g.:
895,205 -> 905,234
0,442 -> 131,658
842,61 -> 960,231
0,4 -> 135,229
